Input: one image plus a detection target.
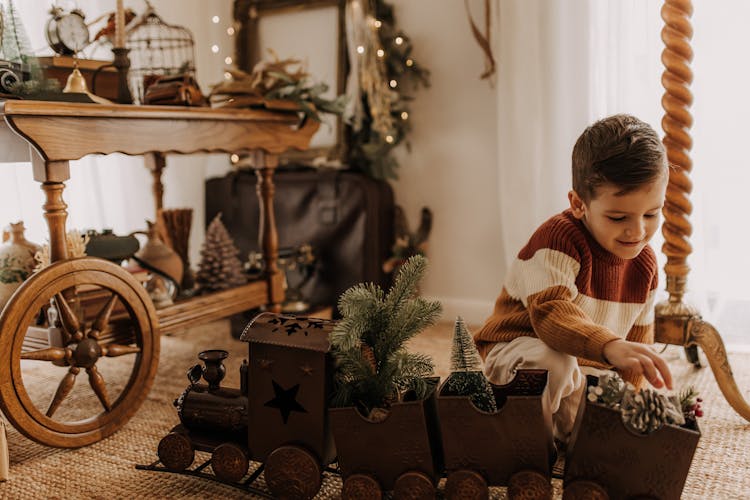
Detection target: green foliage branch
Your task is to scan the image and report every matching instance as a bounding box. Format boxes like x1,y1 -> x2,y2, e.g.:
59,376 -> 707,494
329,255 -> 441,416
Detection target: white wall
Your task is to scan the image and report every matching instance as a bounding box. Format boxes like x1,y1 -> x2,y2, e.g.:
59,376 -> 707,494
390,0 -> 502,323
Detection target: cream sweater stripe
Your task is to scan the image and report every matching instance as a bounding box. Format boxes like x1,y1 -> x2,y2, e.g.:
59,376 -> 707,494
504,249 -> 580,307
506,248 -> 653,336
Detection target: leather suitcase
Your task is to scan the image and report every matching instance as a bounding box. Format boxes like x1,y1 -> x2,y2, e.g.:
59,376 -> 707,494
205,167 -> 395,316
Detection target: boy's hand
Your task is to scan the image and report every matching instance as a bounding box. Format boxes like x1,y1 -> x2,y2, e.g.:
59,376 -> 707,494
602,339 -> 673,390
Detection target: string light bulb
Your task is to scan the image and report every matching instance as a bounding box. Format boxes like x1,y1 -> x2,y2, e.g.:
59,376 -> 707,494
231,154 -> 240,163
374,19 -> 382,28
377,49 -> 384,57
225,56 -> 233,65
212,15 -> 220,23
401,111 -> 409,120
406,59 -> 414,67
211,45 -> 220,54
357,45 -> 365,54
395,36 -> 403,45
385,135 -> 394,144
227,27 -> 236,36
224,72 -> 232,80
389,79 -> 397,88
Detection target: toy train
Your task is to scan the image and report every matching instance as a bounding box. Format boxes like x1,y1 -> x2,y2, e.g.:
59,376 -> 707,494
147,312 -> 700,500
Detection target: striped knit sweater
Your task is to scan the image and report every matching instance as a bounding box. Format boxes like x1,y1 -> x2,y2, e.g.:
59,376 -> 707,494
474,209 -> 657,384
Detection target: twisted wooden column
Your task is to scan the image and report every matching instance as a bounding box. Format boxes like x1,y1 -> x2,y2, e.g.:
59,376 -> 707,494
657,0 -> 750,421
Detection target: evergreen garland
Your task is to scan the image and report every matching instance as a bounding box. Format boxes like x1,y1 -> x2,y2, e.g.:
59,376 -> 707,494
441,316 -> 497,413
329,255 -> 441,417
347,0 -> 430,180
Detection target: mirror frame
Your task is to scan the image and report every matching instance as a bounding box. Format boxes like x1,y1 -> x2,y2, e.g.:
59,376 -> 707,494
233,0 -> 348,165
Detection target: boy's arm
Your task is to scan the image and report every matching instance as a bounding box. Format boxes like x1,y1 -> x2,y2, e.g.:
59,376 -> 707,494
529,292 -> 672,389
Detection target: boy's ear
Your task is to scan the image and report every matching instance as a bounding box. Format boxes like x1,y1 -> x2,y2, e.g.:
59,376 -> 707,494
568,190 -> 586,219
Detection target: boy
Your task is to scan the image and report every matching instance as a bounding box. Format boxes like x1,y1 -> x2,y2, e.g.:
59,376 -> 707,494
474,114 -> 673,442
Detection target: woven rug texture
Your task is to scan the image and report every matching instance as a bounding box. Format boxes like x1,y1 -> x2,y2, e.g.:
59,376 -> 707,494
1,320 -> 749,499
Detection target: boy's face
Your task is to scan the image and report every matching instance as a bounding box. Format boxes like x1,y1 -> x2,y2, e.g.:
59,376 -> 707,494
568,172 -> 668,260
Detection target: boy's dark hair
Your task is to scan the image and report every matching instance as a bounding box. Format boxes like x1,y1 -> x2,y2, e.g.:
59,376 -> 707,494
572,114 -> 667,202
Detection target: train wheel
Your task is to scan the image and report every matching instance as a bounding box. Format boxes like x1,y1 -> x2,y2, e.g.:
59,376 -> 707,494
264,445 -> 322,499
445,469 -> 488,500
158,431 -> 194,472
0,258 -> 159,448
562,480 -> 609,500
507,470 -> 552,500
393,470 -> 435,499
342,473 -> 382,500
212,442 -> 249,482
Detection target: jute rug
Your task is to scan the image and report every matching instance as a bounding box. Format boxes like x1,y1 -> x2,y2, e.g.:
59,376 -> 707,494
1,320 -> 749,499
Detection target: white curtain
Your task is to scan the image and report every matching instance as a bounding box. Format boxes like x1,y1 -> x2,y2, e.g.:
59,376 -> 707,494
495,0 -> 663,262
496,0 -> 750,344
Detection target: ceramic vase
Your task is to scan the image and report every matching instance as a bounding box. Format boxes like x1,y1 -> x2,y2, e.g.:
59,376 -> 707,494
0,222 -> 39,310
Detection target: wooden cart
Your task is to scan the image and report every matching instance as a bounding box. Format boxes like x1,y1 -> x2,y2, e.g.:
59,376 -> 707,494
0,100 -> 318,448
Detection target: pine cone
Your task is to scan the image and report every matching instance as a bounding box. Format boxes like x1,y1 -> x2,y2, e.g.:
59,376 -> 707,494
621,388 -> 670,434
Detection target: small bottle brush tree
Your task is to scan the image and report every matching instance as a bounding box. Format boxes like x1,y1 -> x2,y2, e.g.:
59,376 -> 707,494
441,316 -> 497,413
329,255 -> 441,419
196,214 -> 247,293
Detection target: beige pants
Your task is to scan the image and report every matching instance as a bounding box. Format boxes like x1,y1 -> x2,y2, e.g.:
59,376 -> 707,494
484,336 -> 608,443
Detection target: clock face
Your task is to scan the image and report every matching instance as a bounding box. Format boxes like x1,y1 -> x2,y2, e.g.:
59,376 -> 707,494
57,13 -> 89,53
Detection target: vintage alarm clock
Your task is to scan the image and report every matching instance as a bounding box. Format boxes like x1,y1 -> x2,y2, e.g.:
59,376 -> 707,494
45,6 -> 90,55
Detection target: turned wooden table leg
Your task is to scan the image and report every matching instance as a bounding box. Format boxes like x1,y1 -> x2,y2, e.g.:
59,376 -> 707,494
659,0 -> 750,422
32,156 -> 70,263
144,152 -> 166,217
250,150 -> 283,313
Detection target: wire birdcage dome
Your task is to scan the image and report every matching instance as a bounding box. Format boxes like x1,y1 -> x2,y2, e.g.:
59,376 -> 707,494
126,0 -> 196,103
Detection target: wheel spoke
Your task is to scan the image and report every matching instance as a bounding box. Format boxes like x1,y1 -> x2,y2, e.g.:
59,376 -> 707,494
54,293 -> 82,340
101,343 -> 141,357
89,293 -> 118,340
87,365 -> 111,412
46,366 -> 80,417
21,347 -> 68,362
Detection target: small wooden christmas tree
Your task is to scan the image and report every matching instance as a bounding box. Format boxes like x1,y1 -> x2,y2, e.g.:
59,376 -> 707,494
196,214 -> 247,293
441,316 -> 497,413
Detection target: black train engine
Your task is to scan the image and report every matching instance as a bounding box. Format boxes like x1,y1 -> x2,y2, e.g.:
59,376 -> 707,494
156,312 -> 336,499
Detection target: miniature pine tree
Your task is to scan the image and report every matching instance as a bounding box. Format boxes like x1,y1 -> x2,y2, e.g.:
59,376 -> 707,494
329,255 -> 442,417
441,316 -> 497,413
195,214 -> 247,292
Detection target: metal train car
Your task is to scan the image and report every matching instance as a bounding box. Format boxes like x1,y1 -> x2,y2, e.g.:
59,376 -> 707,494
148,312 -> 697,500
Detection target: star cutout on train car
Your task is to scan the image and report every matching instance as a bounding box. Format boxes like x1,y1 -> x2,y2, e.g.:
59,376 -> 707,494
264,380 -> 307,423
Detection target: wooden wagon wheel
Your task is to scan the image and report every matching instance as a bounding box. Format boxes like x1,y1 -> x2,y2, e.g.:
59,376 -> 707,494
0,257 -> 159,448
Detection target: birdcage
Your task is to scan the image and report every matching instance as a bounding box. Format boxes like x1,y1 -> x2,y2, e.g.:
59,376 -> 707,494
126,0 -> 196,103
